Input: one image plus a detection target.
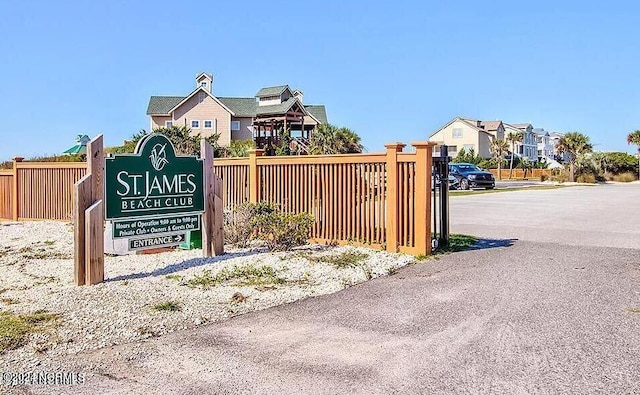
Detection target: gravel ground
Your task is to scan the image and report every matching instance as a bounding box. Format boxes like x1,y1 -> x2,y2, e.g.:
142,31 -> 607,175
0,221 -> 413,371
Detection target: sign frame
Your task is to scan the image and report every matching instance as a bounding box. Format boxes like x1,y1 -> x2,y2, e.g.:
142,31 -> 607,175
104,133 -> 205,221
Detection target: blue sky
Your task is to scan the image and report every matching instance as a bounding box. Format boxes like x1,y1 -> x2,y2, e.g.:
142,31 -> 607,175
1,0 -> 639,161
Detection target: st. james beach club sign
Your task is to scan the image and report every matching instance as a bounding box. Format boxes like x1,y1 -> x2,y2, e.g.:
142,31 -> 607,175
105,133 -> 205,251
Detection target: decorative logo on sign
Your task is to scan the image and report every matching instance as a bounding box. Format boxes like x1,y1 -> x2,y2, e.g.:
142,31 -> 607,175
149,143 -> 169,171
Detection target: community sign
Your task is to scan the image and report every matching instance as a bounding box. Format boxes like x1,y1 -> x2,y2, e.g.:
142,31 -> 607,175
104,133 -> 205,250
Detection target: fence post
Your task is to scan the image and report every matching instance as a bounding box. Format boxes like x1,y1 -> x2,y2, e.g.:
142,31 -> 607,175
11,157 -> 23,221
385,143 -> 405,253
412,141 -> 436,256
201,139 -> 224,257
248,149 -> 264,203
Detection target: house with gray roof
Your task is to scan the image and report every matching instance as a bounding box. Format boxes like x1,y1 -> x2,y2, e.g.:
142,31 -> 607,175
146,72 -> 328,153
428,117 -> 505,159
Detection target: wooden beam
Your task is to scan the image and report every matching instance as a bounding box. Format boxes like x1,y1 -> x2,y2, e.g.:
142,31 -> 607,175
385,143 -> 405,253
87,135 -> 104,203
11,157 -> 22,221
200,139 -> 224,257
73,174 -> 92,286
85,199 -> 104,285
213,176 -> 224,255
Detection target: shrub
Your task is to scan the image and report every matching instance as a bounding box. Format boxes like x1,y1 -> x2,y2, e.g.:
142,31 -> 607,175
540,174 -> 549,182
224,202 -> 278,247
252,211 -> 315,251
612,172 -> 637,182
228,139 -> 256,157
576,173 -> 596,183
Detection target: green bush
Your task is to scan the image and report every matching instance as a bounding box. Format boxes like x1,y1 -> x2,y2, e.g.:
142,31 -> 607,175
251,211 -> 315,251
224,202 -> 312,251
228,139 -> 256,157
224,202 -> 278,247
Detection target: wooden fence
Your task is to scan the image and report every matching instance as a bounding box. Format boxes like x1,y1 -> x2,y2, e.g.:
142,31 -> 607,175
212,142 -> 435,254
1,142 -> 436,255
488,168 -> 552,180
0,160 -> 87,221
0,170 -> 12,220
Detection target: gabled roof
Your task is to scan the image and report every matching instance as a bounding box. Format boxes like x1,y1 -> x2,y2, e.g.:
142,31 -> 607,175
255,85 -> 290,98
511,123 -> 532,130
147,96 -> 185,115
255,97 -> 307,117
218,97 -> 257,118
533,128 -> 549,136
167,87 -> 235,115
503,123 -> 522,132
479,120 -> 503,131
305,105 -> 327,124
195,72 -> 213,81
429,117 -> 493,138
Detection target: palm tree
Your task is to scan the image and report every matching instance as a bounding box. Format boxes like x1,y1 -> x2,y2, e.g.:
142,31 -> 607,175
308,124 -> 363,154
490,139 -> 509,180
627,130 -> 640,179
335,127 -> 363,153
555,132 -> 593,182
506,131 -> 523,179
308,124 -> 338,154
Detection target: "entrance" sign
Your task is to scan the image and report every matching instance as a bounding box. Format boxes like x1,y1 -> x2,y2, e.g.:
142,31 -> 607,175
128,234 -> 186,251
105,134 -> 204,220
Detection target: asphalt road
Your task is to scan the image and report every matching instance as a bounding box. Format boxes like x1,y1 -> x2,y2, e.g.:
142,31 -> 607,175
29,183 -> 640,395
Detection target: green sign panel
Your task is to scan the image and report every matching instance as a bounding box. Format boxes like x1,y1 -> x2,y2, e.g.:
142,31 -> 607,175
128,234 -> 186,251
105,134 -> 204,220
112,214 -> 200,239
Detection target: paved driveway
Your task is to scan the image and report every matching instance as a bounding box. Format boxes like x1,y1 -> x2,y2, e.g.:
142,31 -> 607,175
30,183 -> 640,394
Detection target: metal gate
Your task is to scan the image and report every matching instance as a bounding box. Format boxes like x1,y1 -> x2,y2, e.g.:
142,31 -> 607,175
431,145 -> 451,249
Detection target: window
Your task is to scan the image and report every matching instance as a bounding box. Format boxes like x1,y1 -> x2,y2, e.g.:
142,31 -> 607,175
201,82 -> 207,88
204,120 -> 212,128
191,120 -> 199,128
463,144 -> 475,152
231,121 -> 240,131
165,121 -> 173,128
452,128 -> 463,138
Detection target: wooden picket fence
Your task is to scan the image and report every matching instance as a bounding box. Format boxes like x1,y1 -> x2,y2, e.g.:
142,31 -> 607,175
488,168 -> 552,180
0,160 -> 87,221
0,142 -> 436,255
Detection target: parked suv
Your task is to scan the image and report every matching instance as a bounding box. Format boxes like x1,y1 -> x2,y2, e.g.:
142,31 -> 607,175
448,163 -> 495,190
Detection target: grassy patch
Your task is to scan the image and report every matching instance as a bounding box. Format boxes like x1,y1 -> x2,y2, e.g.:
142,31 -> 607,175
152,301 -> 182,312
434,234 -> 478,254
43,240 -> 55,246
451,185 -> 569,196
307,251 -> 369,268
627,308 -> 640,314
187,264 -> 286,289
17,246 -> 70,260
0,310 -> 60,353
165,274 -> 183,281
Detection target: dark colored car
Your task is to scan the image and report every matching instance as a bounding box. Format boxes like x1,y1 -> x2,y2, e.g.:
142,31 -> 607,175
448,163 -> 495,190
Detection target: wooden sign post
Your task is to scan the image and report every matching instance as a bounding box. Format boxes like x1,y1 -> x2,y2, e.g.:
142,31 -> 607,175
73,134 -> 224,286
200,139 -> 224,256
73,135 -> 104,285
